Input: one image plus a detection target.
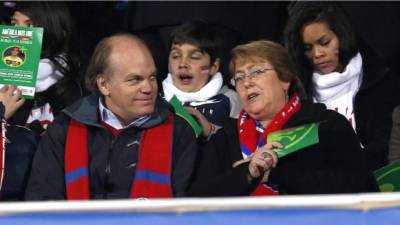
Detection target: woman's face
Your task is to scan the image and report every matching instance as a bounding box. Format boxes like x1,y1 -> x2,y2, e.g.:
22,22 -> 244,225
233,59 -> 290,125
301,21 -> 341,74
11,11 -> 33,27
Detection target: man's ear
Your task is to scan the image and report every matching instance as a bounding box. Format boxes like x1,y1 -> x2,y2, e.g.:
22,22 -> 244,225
209,58 -> 221,76
96,74 -> 110,96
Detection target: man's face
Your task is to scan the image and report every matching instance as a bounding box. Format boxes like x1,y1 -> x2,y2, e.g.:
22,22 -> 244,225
98,38 -> 158,126
11,48 -> 18,56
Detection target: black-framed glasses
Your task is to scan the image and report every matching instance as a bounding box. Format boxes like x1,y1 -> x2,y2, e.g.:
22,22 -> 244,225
230,68 -> 274,87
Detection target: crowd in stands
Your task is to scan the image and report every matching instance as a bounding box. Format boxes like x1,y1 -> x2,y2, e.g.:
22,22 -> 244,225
0,1 -> 399,201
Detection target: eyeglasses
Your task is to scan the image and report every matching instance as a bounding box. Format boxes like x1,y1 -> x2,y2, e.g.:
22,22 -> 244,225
230,68 -> 274,87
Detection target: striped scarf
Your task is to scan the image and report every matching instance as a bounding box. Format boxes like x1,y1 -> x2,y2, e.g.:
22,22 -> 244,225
64,115 -> 174,199
238,95 -> 301,195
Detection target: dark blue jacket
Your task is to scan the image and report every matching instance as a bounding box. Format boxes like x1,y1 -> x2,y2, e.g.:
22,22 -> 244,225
25,95 -> 198,200
0,103 -> 37,201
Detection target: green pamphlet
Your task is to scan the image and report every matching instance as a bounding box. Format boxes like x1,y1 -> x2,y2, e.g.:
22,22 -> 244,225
0,25 -> 43,99
169,95 -> 202,138
374,160 -> 400,192
267,122 -> 320,158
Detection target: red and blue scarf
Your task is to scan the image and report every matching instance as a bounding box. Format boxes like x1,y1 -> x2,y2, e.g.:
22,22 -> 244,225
238,95 -> 301,195
65,115 -> 174,200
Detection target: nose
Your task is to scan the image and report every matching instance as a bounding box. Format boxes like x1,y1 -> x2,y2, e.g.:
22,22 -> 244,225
178,56 -> 189,69
141,79 -> 155,94
242,75 -> 254,89
313,46 -> 325,59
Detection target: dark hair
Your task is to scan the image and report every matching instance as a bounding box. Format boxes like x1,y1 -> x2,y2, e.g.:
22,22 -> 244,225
169,20 -> 222,65
229,40 -> 306,99
12,1 -> 85,113
284,2 -> 358,91
85,33 -> 146,94
14,2 -> 73,59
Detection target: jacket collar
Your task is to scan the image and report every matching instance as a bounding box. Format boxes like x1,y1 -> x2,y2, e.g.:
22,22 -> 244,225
62,94 -> 172,128
358,40 -> 391,91
283,100 -> 327,129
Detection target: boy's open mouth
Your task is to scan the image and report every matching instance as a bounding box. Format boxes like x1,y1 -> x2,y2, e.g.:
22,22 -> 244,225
179,74 -> 193,84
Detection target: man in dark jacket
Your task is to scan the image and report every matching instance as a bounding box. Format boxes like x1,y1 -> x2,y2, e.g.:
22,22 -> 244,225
25,33 -> 198,200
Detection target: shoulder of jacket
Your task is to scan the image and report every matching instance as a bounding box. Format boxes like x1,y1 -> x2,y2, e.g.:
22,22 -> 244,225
393,106 -> 400,122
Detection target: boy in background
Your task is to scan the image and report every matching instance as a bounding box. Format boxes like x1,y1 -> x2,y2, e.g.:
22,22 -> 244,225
162,20 -> 241,138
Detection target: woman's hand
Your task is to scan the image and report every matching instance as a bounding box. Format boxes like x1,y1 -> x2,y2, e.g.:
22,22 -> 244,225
186,106 -> 216,137
0,85 -> 25,120
248,141 -> 282,182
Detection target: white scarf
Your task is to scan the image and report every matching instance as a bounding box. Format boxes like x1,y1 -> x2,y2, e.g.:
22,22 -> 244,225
35,55 -> 67,93
312,53 -> 362,130
162,72 -> 223,103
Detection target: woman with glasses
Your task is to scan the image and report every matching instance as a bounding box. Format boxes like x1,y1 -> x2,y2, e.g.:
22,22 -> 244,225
188,40 -> 377,196
284,2 -> 400,171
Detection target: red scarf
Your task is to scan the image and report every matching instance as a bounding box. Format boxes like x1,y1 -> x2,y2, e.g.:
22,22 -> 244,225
238,95 -> 301,195
65,115 -> 174,199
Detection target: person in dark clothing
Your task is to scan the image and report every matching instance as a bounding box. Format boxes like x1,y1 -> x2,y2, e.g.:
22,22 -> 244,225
0,85 -> 37,201
388,106 -> 400,162
25,33 -> 198,200
283,2 -> 400,171
188,40 -> 378,196
9,2 -> 85,137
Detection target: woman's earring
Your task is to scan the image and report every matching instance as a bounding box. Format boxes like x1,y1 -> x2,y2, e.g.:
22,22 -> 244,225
285,89 -> 289,102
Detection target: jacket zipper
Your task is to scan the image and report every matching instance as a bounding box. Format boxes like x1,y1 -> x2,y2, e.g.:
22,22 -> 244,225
103,138 -> 115,199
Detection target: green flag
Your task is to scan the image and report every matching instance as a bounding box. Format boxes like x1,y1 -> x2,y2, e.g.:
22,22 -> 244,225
374,160 -> 400,192
267,122 -> 320,158
0,25 -> 43,99
169,95 -> 202,138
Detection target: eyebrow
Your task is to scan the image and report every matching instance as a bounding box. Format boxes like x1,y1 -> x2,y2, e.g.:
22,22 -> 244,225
170,47 -> 181,52
125,70 -> 157,78
170,46 -> 203,54
233,64 -> 253,73
305,34 -> 328,45
124,74 -> 142,80
234,64 -> 265,74
245,64 -> 260,70
11,17 -> 31,22
317,34 -> 329,41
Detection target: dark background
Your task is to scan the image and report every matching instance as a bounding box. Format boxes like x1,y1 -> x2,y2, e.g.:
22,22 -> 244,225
66,1 -> 400,85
